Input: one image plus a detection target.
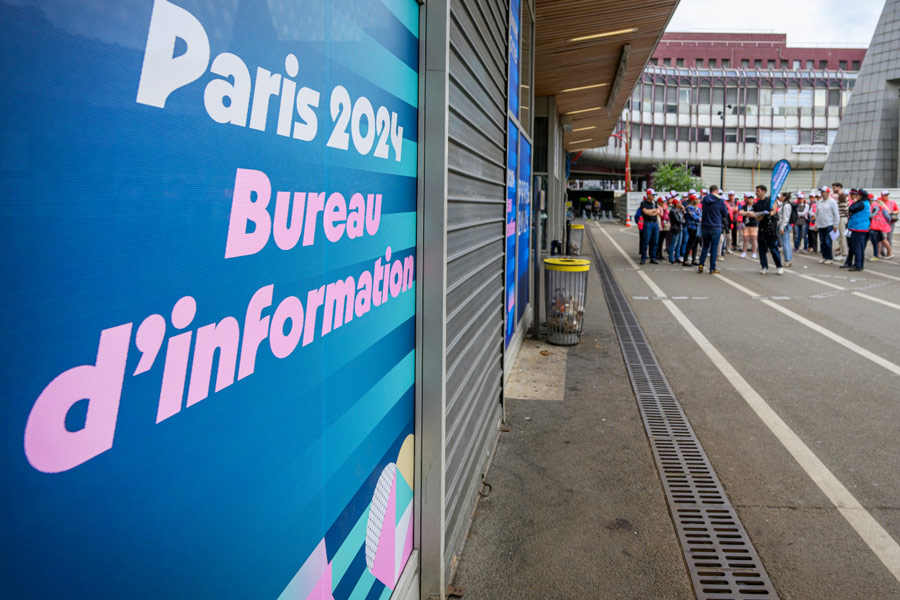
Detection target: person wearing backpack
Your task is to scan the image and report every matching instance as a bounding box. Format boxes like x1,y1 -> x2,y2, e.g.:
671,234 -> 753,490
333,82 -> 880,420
815,187 -> 839,264
776,192 -> 794,267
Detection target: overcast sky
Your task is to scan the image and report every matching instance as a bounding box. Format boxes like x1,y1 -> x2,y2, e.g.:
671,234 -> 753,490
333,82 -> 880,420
666,0 -> 884,47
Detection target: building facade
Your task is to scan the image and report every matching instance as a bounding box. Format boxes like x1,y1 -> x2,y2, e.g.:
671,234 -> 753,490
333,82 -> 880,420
573,33 -> 867,191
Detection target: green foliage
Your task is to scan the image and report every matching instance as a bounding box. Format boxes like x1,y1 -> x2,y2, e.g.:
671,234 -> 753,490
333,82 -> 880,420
650,163 -> 703,193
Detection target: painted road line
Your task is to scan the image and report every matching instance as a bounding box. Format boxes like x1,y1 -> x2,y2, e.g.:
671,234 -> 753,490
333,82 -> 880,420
792,251 -> 900,284
715,274 -> 900,377
595,225 -> 900,584
786,270 -> 900,313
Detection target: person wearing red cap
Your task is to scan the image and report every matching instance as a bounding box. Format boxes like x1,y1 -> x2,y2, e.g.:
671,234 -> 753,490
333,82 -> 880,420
870,194 -> 892,260
881,190 -> 898,257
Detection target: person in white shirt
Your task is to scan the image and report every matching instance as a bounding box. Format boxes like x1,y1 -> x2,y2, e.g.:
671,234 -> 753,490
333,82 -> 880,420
776,192 -> 794,267
815,186 -> 840,264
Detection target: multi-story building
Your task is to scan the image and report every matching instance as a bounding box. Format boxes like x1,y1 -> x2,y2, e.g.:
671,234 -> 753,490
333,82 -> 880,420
572,33 -> 867,191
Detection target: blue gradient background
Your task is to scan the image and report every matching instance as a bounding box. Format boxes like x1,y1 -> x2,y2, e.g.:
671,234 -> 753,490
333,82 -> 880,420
0,0 -> 418,598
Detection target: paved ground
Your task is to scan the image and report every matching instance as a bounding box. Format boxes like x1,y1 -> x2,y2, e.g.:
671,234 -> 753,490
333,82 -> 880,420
452,254 -> 694,600
453,219 -> 900,599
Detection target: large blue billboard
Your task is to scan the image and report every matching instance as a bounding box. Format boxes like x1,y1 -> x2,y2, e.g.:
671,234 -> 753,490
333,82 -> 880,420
0,1 -> 418,598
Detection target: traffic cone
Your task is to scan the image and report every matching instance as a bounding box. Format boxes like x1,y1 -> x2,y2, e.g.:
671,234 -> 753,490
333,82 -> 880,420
625,215 -> 632,227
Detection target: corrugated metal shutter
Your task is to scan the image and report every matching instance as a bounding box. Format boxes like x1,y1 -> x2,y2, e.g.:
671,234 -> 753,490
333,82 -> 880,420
444,0 -> 507,573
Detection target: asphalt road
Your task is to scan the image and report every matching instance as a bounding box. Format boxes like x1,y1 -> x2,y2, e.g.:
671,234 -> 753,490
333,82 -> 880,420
591,221 -> 900,600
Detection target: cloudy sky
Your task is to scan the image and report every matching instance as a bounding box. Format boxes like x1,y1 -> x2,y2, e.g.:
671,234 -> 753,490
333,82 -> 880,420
666,0 -> 884,47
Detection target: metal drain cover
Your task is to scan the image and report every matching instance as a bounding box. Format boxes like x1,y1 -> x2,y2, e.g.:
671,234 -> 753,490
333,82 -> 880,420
588,229 -> 779,600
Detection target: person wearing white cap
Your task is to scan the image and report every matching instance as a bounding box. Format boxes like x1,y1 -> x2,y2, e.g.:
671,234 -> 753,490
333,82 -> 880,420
807,190 -> 819,255
775,192 -> 794,266
882,190 -> 898,255
794,193 -> 809,253
816,187 -> 839,264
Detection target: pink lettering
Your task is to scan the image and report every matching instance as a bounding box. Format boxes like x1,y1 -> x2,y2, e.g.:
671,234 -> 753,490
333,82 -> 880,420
323,193 -> 347,243
187,316 -> 240,406
269,295 -> 304,358
24,323 -> 133,473
225,168 -> 272,259
238,285 -> 273,379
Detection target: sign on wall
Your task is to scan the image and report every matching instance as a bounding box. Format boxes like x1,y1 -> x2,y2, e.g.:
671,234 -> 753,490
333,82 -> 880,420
517,137 -> 532,321
508,0 -> 520,116
506,120 -> 519,347
0,1 -> 419,598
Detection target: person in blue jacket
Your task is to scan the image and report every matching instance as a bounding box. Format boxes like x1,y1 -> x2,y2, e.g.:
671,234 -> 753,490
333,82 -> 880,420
697,185 -> 729,274
841,189 -> 872,271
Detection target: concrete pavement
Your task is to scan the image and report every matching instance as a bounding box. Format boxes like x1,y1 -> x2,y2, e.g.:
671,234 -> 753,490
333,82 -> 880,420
453,220 -> 900,599
451,249 -> 694,600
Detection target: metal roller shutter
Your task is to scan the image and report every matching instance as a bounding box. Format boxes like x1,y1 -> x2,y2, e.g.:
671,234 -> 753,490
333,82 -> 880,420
444,0 -> 507,574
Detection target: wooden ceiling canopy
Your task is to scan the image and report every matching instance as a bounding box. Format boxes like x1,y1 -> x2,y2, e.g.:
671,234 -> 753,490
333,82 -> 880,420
534,0 -> 679,151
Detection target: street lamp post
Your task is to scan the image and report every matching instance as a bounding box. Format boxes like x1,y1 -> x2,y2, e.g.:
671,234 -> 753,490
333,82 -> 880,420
716,103 -> 733,190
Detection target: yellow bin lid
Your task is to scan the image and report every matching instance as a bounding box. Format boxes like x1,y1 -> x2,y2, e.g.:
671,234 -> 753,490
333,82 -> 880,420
570,224 -> 585,230
544,257 -> 590,272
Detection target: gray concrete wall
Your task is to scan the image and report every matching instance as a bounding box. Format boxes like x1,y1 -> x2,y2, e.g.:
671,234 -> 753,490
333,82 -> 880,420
821,0 -> 900,188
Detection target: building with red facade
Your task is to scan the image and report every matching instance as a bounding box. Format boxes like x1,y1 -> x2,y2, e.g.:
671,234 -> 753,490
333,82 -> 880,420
573,33 -> 868,192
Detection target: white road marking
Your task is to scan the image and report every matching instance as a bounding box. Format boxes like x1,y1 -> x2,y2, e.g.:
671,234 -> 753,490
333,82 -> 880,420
595,225 -> 900,584
787,271 -> 900,313
792,251 -> 900,283
714,274 -> 900,378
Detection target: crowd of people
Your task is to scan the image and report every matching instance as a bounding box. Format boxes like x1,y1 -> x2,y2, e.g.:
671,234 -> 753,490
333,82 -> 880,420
634,183 -> 899,274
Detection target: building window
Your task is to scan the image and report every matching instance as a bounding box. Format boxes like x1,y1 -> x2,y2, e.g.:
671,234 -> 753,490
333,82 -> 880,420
752,59 -> 761,68
852,60 -> 861,70
741,59 -> 750,68
813,129 -> 827,144
698,127 -> 710,142
666,86 -> 677,113
678,127 -> 690,142
663,58 -> 671,66
665,126 -> 676,141
793,60 -> 801,69
781,60 -> 789,68
746,129 -> 758,143
676,58 -> 684,67
698,87 -> 711,105
725,87 -> 738,105
839,60 -> 847,70
800,129 -> 813,144
711,127 -> 723,142
653,126 -> 664,141
819,60 -> 828,70
767,59 -> 776,69
696,58 -> 704,67
725,128 -> 738,143
709,59 -> 717,67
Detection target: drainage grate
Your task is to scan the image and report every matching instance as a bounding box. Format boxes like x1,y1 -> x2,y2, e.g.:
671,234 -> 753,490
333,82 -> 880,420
587,228 -> 779,600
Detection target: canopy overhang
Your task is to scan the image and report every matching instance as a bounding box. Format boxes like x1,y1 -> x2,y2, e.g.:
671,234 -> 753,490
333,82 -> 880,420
535,0 -> 680,151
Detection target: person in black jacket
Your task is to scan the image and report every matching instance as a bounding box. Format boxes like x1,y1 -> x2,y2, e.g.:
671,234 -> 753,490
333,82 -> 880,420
668,197 -> 685,264
741,185 -> 783,275
697,185 -> 729,274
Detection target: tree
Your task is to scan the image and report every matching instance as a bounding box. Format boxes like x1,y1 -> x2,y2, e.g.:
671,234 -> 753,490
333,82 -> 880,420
650,163 -> 703,193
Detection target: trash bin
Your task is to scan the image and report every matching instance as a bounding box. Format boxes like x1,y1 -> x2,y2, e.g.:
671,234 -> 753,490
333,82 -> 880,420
544,257 -> 590,346
567,223 -> 584,255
